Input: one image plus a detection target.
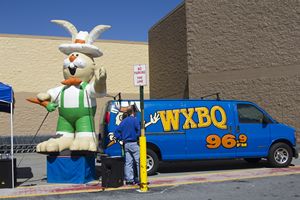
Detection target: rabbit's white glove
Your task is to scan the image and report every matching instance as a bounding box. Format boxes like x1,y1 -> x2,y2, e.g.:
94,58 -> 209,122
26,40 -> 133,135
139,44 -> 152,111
108,132 -> 116,141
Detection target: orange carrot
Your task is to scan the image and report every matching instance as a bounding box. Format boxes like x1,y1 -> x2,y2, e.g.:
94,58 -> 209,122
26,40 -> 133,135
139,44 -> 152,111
107,140 -> 116,148
26,97 -> 49,107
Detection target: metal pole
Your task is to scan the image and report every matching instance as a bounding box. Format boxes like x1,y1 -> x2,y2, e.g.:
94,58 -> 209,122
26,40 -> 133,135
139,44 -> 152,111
140,86 -> 144,134
10,93 -> 14,188
139,85 -> 148,192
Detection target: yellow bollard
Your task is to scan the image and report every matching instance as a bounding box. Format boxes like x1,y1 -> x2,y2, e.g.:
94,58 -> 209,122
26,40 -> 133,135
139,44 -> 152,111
138,85 -> 148,192
139,133 -> 148,192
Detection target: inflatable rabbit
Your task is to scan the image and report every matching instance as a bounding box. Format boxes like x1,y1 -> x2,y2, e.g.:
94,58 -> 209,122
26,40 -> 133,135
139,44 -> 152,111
28,20 -> 110,152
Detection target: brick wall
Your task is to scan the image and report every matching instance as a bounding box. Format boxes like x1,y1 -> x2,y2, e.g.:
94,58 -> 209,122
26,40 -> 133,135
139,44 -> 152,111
0,35 -> 149,136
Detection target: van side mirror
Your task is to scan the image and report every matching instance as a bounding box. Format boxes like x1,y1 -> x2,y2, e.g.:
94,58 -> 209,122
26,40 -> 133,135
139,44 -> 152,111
261,116 -> 269,124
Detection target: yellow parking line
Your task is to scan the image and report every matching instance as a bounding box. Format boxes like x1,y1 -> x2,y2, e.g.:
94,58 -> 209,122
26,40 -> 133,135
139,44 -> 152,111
0,189 -> 102,199
0,186 -> 139,199
149,167 -> 279,180
148,170 -> 300,189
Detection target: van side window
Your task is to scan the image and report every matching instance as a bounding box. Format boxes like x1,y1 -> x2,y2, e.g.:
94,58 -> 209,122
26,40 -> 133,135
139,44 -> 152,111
237,104 -> 269,124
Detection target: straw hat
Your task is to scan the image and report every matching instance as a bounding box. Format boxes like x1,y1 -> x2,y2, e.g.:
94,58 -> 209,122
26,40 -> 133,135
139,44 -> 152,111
51,20 -> 111,57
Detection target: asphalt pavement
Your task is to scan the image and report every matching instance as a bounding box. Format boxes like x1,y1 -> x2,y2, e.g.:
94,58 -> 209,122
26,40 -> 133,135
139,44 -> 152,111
0,151 -> 299,199
23,174 -> 300,200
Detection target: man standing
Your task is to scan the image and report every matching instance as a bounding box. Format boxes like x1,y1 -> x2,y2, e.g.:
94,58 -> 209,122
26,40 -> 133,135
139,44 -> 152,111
109,106 -> 141,185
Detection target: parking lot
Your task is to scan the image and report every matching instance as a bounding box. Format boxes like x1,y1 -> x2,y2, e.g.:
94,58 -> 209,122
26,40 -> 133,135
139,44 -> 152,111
0,152 -> 299,199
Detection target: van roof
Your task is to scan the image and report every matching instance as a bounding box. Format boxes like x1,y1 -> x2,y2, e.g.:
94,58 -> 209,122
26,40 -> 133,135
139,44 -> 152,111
109,99 -> 254,104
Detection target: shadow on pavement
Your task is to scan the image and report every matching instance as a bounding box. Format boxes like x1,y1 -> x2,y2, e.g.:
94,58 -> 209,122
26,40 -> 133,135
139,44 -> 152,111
17,167 -> 33,179
16,167 -> 34,186
155,159 -> 269,175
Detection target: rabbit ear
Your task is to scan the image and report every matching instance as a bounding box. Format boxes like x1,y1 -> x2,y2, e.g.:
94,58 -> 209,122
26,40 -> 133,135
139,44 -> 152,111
88,25 -> 111,44
51,20 -> 78,42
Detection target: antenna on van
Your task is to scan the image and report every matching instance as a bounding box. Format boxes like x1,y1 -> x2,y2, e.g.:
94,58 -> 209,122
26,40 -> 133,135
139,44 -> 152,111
115,93 -> 122,107
200,92 -> 221,100
114,93 -> 122,101
106,93 -> 122,101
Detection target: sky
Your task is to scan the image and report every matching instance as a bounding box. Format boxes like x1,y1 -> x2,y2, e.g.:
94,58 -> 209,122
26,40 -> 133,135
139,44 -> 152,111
0,0 -> 183,42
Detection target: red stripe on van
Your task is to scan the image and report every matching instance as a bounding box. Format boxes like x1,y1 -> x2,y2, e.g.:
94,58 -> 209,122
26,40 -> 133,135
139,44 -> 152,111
105,111 -> 110,124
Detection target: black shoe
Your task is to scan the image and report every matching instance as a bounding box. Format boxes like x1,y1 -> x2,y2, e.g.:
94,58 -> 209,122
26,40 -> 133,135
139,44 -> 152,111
125,181 -> 135,185
134,181 -> 140,186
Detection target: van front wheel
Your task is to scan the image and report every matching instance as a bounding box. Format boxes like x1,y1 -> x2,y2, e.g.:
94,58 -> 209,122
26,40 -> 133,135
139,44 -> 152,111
268,143 -> 292,168
146,149 -> 159,175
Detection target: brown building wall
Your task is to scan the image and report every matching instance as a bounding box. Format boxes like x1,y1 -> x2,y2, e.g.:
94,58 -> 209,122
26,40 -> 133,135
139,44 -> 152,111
186,0 -> 300,140
186,0 -> 299,74
149,3 -> 188,99
0,34 -> 149,136
149,0 -> 300,141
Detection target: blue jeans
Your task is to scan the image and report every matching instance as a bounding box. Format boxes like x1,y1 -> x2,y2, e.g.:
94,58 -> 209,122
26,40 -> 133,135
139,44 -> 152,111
124,142 -> 140,182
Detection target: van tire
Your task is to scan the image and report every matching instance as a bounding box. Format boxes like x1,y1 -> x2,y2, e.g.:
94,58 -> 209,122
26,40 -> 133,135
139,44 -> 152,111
244,158 -> 261,163
268,142 -> 292,168
147,149 -> 159,176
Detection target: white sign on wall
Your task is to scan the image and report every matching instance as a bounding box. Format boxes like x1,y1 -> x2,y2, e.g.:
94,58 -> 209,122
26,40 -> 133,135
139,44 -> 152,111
133,64 -> 147,86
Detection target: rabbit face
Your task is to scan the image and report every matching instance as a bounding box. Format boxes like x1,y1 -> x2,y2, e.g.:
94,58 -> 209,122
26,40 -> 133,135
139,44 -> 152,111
63,52 -> 95,82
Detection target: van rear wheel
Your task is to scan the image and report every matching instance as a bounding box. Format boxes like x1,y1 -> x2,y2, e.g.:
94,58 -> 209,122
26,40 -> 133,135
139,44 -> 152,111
147,149 -> 159,175
268,142 -> 292,168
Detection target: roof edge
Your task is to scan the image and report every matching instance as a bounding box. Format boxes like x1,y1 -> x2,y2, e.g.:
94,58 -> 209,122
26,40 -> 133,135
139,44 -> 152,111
149,1 -> 185,32
0,33 -> 148,45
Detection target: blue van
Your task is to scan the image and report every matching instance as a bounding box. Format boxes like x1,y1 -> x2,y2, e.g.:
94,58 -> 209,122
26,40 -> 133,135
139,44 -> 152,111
101,99 -> 298,175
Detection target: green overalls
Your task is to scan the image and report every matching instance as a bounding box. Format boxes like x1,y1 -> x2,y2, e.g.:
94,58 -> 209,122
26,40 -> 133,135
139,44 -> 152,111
56,82 -> 96,134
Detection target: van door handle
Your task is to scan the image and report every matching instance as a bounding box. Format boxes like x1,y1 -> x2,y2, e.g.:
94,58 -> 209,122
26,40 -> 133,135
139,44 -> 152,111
236,125 -> 240,133
228,125 -> 232,133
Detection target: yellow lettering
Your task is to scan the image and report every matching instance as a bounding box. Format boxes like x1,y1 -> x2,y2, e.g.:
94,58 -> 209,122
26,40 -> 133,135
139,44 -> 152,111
211,106 -> 227,129
180,108 -> 197,129
158,110 -> 180,131
195,107 -> 212,128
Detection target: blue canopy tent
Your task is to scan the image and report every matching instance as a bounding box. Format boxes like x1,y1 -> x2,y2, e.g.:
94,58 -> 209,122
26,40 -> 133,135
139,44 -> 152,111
0,82 -> 15,188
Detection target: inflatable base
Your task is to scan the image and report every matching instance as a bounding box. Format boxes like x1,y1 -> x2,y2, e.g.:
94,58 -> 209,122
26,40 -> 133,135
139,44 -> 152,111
47,155 -> 95,184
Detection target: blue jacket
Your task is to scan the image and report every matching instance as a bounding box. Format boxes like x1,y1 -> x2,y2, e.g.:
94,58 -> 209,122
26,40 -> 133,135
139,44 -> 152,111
114,116 -> 141,142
